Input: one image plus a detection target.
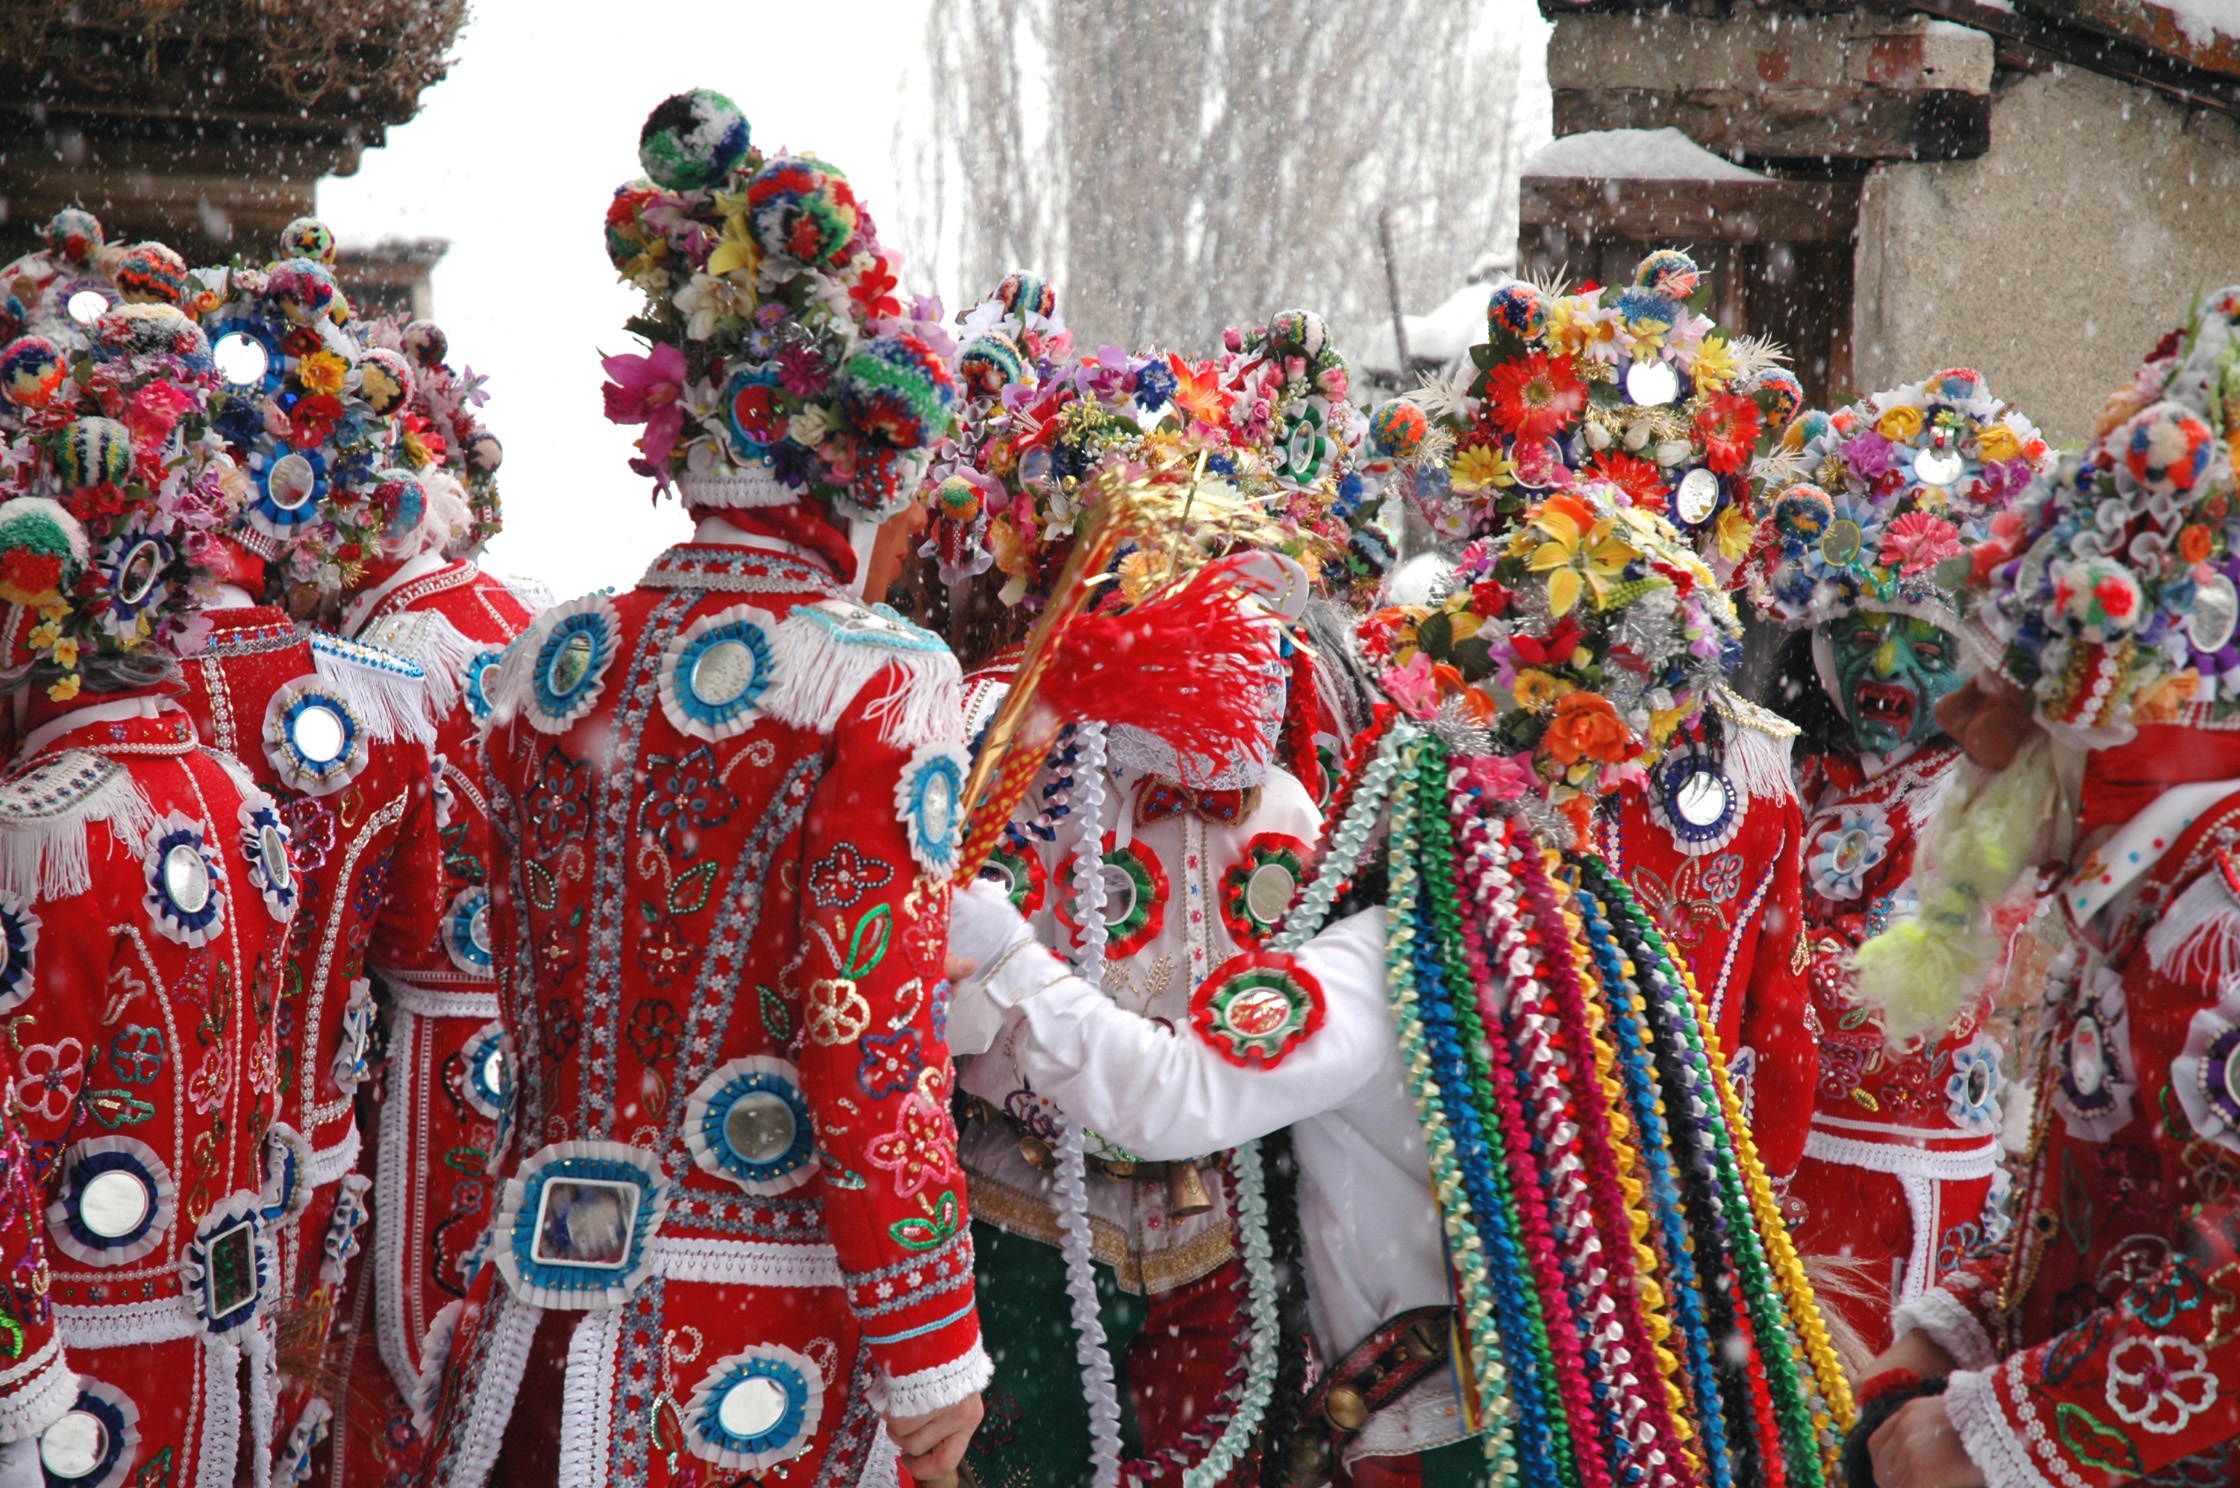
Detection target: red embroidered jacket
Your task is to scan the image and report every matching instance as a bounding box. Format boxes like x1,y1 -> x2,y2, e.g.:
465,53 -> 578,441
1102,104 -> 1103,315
0,695 -> 296,1487
1597,693 -> 1815,1178
425,543 -> 988,1488
174,608 -> 443,1402
1783,743 -> 2003,1350
1896,786 -> 2240,1488
331,556 -> 537,1482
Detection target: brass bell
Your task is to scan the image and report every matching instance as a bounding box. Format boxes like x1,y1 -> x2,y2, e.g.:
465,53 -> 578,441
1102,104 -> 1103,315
1167,1160 -> 1214,1218
1018,1134 -> 1055,1172
1401,1317 -> 1442,1362
1324,1384 -> 1370,1432
1287,1430 -> 1332,1486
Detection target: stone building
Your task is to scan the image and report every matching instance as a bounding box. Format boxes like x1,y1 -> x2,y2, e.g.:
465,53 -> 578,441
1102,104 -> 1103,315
1529,0 -> 2240,440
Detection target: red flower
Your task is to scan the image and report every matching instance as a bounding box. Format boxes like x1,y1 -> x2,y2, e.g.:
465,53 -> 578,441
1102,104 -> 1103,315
1695,392 -> 1762,475
849,253 -> 903,322
1586,450 -> 1667,510
287,394 -> 343,450
1486,352 -> 1588,442
1470,580 -> 1512,618
1510,616 -> 1584,667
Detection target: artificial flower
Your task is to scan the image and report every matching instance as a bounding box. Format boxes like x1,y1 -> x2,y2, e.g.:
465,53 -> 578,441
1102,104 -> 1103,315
673,273 -> 753,341
1715,504 -> 1756,564
1690,335 -> 1739,391
1585,450 -> 1665,510
1486,352 -> 1587,442
297,351 -> 348,397
1451,443 -> 1515,494
1878,510 -> 1963,575
601,343 -> 689,469
1383,651 -> 1440,720
1541,690 -> 1633,766
1525,495 -> 1639,616
1512,668 -> 1572,709
1169,355 -> 1235,433
1694,393 -> 1762,475
1874,404 -> 1925,444
1976,422 -> 2022,462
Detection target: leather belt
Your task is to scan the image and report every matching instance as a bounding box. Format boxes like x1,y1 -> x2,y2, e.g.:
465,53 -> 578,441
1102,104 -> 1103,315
963,1097 -> 1216,1212
1291,1305 -> 1454,1482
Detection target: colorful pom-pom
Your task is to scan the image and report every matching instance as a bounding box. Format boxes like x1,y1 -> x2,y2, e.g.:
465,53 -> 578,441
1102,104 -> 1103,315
1633,248 -> 1700,301
266,259 -> 339,328
1370,399 -> 1430,462
1924,367 -> 1990,408
637,89 -> 751,192
90,304 -> 212,376
1739,366 -> 1804,430
1487,282 -> 1547,341
359,348 -> 415,417
2053,556 -> 2145,638
0,337 -> 66,409
958,332 -> 1027,396
1264,308 -> 1330,364
604,186 -> 665,275
56,418 -> 134,490
934,474 -> 984,524
371,468 -> 430,544
467,432 -> 503,475
997,271 -> 1056,323
0,497 -> 89,607
1771,483 -> 1835,543
0,295 -> 21,345
278,217 -> 338,266
43,209 -> 103,268
400,319 -> 449,369
839,333 -> 958,450
114,243 -> 191,307
747,157 -> 864,269
2122,401 -> 2215,500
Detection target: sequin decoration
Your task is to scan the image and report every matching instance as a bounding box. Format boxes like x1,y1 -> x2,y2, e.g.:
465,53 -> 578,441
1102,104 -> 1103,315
444,885 -> 495,976
464,646 -> 506,723
894,742 -> 970,876
0,895 -> 39,1012
1052,835 -> 1168,959
38,1380 -> 139,1488
460,1021 -> 512,1122
1190,952 -> 1325,1068
491,1141 -> 668,1309
238,797 -> 297,921
182,1191 -> 272,1336
260,680 -> 368,797
1217,834 -> 1310,949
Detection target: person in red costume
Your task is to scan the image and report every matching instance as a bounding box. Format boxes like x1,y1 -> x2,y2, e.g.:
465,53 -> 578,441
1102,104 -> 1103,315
421,90 -> 987,1488
1859,290 -> 2240,1488
0,302 -> 301,1486
1745,370 -> 2052,1351
186,223 -> 450,1484
316,315 -> 543,1487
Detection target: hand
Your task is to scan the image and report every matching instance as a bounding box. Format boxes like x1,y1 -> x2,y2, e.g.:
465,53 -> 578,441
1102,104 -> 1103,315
1869,1395 -> 1985,1488
947,953 -> 977,982
887,1394 -> 984,1482
1935,673 -> 2036,771
1861,1330 -> 1959,1385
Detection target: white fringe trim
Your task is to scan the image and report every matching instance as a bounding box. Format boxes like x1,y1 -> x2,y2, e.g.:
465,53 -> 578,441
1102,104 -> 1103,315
0,1338 -> 71,1443
763,602 -> 963,752
306,634 -> 438,747
1723,714 -> 1798,808
195,1337 -> 243,1488
375,1007 -> 422,1399
556,1308 -> 619,1488
2147,863 -> 2240,984
1945,1363 -> 2059,1488
438,1295 -> 541,1488
1889,1284 -> 1998,1371
409,1299 -> 464,1436
868,1341 -> 994,1419
0,752 -> 159,903
858,1427 -> 901,1488
647,1237 -> 842,1289
357,609 -> 476,719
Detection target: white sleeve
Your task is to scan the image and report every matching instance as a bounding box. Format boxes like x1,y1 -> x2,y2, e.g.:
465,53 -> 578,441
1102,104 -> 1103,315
1003,907 -> 1392,1160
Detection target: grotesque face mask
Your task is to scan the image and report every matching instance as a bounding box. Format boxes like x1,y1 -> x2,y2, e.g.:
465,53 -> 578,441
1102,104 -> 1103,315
1828,610 -> 1966,755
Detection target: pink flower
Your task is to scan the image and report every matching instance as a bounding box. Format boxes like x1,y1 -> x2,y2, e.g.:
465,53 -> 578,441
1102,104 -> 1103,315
1877,510 -> 1963,575
1462,753 -> 1535,802
600,343 -> 688,467
1383,652 -> 1440,720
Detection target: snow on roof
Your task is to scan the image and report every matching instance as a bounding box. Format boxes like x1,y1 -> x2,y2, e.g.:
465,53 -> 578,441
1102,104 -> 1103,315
1522,127 -> 1767,183
2159,0 -> 2240,48
1356,275 -> 1511,378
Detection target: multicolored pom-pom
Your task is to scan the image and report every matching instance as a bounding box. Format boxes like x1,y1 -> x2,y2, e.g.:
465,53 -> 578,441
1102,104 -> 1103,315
838,333 -> 958,450
747,157 -> 864,269
359,348 -> 416,416
1633,248 -> 1700,301
278,217 -> 338,267
43,209 -> 103,268
90,304 -> 211,374
1264,308 -> 1330,363
0,337 -> 66,409
1771,482 -> 1835,543
1739,366 -> 1804,430
997,271 -> 1056,323
467,432 -> 504,475
1925,367 -> 1990,408
2122,401 -> 2215,499
1370,399 -> 1430,462
266,259 -> 339,328
115,243 -> 192,307
637,89 -> 751,192
56,418 -> 135,490
933,474 -> 984,525
0,497 -> 89,606
1487,282 -> 1547,341
958,332 -> 1027,396
400,319 -> 449,369
2052,556 -> 2145,639
371,468 -> 430,545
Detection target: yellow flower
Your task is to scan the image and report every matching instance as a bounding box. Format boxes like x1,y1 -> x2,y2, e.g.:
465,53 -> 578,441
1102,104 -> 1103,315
1512,669 -> 1573,709
46,673 -> 79,703
1716,504 -> 1756,562
1976,422 -> 2021,462
1649,706 -> 1690,744
708,187 -> 763,280
51,637 -> 78,670
1450,445 -> 1515,494
297,351 -> 348,397
1690,336 -> 1738,392
1527,494 -> 1640,616
1117,549 -> 1171,602
1447,609 -> 1484,642
1875,405 -> 1925,443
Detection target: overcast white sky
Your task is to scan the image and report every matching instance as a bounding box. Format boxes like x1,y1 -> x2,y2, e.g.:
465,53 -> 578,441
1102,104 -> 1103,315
319,0 -> 933,597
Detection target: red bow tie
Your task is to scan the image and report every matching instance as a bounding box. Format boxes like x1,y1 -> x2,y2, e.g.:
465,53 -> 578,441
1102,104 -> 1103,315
1134,779 -> 1248,827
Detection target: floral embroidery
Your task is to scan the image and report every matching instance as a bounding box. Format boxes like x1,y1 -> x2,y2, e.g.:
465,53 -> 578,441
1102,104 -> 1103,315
857,1029 -> 924,1100
1807,803 -> 1892,902
806,977 -> 871,1047
17,1039 -> 85,1123
527,748 -> 594,851
637,746 -> 738,859
864,1092 -> 959,1199
2106,1335 -> 2217,1435
1702,851 -> 1745,901
541,998 -> 581,1069
625,999 -> 683,1066
808,844 -> 894,911
109,1025 -> 164,1084
280,797 -> 336,874
636,918 -> 696,985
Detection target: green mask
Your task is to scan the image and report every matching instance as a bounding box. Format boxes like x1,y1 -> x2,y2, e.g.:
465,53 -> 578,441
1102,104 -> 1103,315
1828,611 -> 1966,754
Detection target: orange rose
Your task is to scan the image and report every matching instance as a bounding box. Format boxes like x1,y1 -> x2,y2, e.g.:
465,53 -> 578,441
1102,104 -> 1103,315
1541,690 -> 1636,767
2181,524 -> 2214,565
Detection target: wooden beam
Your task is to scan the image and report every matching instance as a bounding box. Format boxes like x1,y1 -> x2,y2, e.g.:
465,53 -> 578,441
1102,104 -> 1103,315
1520,174 -> 1862,244
1551,86 -> 1990,161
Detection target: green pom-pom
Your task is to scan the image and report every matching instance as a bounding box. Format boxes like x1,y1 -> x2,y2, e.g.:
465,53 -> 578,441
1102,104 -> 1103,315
638,89 -> 751,192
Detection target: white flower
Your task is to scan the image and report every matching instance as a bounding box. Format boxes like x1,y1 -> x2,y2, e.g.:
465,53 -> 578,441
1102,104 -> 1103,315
789,404 -> 832,447
672,273 -> 751,341
2107,1335 -> 2216,1434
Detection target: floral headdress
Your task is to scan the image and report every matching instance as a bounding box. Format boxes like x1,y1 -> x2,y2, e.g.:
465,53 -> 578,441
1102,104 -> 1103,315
2,210 -> 205,360
599,88 -> 956,522
0,301 -> 238,697
365,316 -> 505,558
1971,288 -> 2240,741
1745,369 -> 2048,646
1419,251 -> 1794,575
1357,480 -> 1743,804
195,237 -> 401,605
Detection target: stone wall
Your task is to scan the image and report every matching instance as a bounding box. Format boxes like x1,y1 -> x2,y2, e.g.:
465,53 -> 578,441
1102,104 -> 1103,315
1855,64 -> 2240,442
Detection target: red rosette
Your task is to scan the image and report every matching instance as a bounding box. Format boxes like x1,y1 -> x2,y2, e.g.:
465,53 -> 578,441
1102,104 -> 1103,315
1190,950 -> 1326,1069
